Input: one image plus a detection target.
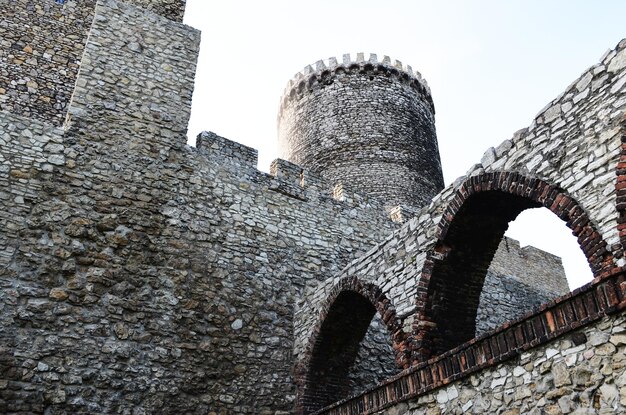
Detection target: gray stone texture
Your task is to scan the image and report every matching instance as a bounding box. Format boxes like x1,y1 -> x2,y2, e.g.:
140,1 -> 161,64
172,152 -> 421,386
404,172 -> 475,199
277,54 -> 445,212
372,313 -> 626,415
0,0 -> 624,413
295,36 -> 625,382
476,238 -> 569,335
0,0 -> 96,124
345,236 -> 569,398
0,0 -> 186,126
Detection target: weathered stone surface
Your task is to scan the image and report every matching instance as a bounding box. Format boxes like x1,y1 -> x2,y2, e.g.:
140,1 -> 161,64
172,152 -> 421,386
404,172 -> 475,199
1,1 -> 625,414
377,314 -> 626,415
277,53 -> 444,212
0,0 -> 186,125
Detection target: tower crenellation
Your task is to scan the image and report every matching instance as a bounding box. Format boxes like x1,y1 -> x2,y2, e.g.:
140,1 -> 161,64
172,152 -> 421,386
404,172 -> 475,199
277,52 -> 444,212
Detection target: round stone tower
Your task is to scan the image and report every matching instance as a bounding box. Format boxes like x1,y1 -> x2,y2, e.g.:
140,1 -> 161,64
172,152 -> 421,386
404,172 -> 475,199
277,53 -> 445,212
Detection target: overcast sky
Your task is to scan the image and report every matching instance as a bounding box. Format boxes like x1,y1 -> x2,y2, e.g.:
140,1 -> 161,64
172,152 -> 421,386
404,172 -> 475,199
183,0 -> 626,289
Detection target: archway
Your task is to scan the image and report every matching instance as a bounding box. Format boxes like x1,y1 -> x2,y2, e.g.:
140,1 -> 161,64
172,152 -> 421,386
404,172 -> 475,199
296,278 -> 407,414
412,172 -> 614,362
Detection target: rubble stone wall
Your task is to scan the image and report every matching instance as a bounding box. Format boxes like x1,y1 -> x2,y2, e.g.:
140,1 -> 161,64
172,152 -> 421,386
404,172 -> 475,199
316,270 -> 626,415
0,2 -> 402,412
296,39 -> 626,411
1,0 -> 624,413
297,39 -> 626,358
476,238 -> 569,335
0,0 -> 186,126
375,311 -> 626,415
0,0 -> 97,124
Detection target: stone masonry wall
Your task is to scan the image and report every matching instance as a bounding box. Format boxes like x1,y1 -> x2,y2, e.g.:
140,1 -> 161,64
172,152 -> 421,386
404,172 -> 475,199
277,54 -> 444,212
488,237 -> 570,296
350,238 -> 570,386
0,0 -> 186,126
295,39 -> 626,411
476,237 -> 570,335
0,0 -> 97,125
315,269 -> 625,415
1,1 -> 624,413
324,236 -> 570,400
375,311 -> 626,415
0,2 -> 404,412
296,38 -> 626,365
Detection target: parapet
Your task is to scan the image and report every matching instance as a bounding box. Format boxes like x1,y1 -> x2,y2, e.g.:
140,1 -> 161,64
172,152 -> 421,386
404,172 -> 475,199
197,131 -> 259,168
278,52 -> 433,119
490,236 -> 570,296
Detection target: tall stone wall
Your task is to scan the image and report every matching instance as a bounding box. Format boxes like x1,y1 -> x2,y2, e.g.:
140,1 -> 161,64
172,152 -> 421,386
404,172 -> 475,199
296,38 -> 626,354
295,39 -> 626,412
318,236 -> 570,401
277,54 -> 444,212
1,0 -> 624,413
0,0 -> 97,124
0,2 -> 403,412
0,0 -> 186,126
314,269 -> 625,415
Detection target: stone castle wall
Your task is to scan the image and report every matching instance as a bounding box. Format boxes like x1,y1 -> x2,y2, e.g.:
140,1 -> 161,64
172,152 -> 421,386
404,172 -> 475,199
0,0 -> 97,124
327,307 -> 626,415
295,39 -> 625,412
277,54 -> 444,211
0,3 -> 404,412
0,0 -> 186,126
1,0 -> 621,414
476,238 -> 569,335
345,236 -> 569,398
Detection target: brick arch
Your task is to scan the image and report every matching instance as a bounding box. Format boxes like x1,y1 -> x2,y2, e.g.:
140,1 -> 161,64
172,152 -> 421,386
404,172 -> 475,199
411,172 -> 616,363
295,276 -> 409,414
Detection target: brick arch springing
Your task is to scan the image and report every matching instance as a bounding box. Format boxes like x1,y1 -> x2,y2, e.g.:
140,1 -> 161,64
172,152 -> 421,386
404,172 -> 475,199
411,172 -> 616,363
296,277 -> 409,414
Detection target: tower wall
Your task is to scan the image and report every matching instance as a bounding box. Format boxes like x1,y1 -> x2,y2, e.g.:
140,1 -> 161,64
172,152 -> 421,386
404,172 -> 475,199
277,54 -> 445,211
0,0 -> 186,125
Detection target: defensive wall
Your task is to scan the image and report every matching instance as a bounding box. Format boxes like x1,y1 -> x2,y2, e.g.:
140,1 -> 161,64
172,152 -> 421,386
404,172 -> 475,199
0,0 -> 625,414
317,274 -> 626,414
0,0 -> 185,126
295,39 -> 626,412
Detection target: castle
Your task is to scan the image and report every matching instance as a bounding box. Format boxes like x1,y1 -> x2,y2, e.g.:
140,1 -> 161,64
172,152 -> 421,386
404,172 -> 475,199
0,1 -> 625,414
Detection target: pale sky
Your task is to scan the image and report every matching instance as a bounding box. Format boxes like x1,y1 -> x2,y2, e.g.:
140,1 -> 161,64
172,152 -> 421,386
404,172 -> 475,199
183,0 -> 626,289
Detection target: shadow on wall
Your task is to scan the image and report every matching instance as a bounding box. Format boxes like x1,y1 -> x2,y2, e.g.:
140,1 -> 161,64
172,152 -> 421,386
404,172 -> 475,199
414,173 -> 613,361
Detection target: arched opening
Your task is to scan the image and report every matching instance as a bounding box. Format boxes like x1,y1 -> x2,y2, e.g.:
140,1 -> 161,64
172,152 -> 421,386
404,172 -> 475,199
413,173 -> 614,361
472,207 -> 596,335
505,207 -> 594,289
297,282 -> 407,414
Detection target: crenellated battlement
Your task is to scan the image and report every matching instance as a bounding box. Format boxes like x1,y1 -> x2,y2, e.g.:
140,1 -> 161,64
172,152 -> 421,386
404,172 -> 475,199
278,52 -> 433,118
194,130 -> 399,216
277,52 -> 444,212
1,0 -> 624,412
